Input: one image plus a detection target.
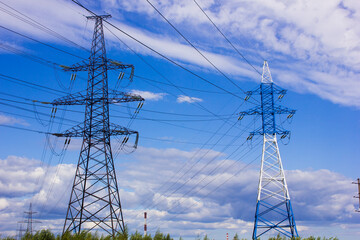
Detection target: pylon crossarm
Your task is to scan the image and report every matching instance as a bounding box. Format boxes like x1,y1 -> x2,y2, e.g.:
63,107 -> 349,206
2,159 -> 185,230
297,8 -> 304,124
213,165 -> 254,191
273,105 -> 295,115
52,91 -> 143,106
108,90 -> 144,103
52,123 -> 139,139
52,123 -> 83,137
239,106 -> 262,117
60,59 -> 135,72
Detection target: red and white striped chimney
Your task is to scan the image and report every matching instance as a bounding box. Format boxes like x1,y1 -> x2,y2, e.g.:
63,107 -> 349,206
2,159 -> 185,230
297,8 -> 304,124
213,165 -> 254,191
144,212 -> 147,236
226,233 -> 228,240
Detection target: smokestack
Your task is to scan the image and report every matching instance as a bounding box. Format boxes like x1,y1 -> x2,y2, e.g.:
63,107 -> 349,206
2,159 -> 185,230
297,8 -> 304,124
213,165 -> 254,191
226,233 -> 228,240
144,212 -> 147,236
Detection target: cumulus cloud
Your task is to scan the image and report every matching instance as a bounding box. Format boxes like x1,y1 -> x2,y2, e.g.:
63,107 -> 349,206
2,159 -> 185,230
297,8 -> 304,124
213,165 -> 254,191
177,95 -> 203,103
0,147 -> 360,238
102,0 -> 360,107
131,90 -> 167,101
0,114 -> 28,126
2,0 -> 359,106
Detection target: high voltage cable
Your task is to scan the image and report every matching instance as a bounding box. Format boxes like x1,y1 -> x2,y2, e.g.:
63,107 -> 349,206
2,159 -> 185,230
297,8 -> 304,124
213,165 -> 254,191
3,90 -> 237,120
0,42 -> 60,69
0,25 -> 86,60
0,109 -> 243,147
0,96 -> 242,138
104,25 -> 244,131
193,0 -> 263,76
0,1 -> 89,52
148,150 -> 262,233
134,102 -> 252,213
145,139 -> 262,230
134,74 -> 240,95
0,1 -> 261,226
145,0 -> 249,94
0,124 -> 50,134
119,103 -> 237,118
71,0 -> 245,101
140,116 -> 259,212
1,16 -> 245,125
0,74 -> 66,95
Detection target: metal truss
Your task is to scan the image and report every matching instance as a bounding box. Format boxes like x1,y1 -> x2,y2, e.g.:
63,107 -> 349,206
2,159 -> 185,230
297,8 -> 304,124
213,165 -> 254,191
239,61 -> 298,239
51,15 -> 144,236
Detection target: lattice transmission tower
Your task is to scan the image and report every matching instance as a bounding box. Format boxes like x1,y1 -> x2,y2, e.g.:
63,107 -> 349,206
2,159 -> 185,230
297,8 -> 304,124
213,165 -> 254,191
239,61 -> 298,239
18,203 -> 41,237
51,15 -> 144,236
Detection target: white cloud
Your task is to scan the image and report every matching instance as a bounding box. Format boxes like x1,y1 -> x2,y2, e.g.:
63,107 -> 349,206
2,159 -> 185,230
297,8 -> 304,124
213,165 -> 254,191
131,89 -> 167,101
0,147 -> 360,238
177,95 -> 203,103
102,0 -> 360,108
2,0 -> 359,106
0,114 -> 28,126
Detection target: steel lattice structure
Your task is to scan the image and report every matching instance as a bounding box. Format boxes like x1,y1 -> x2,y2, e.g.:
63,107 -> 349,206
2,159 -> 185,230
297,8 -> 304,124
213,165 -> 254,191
18,203 -> 40,236
239,61 -> 298,239
52,15 -> 144,236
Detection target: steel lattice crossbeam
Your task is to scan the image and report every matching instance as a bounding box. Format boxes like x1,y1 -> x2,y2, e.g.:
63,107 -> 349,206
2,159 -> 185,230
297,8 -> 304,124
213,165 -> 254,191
51,15 -> 144,236
239,61 -> 298,239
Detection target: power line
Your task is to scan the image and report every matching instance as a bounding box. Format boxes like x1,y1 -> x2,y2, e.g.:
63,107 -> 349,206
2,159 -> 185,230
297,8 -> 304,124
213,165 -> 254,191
141,116 -> 259,212
0,25 -> 85,60
0,74 -> 65,95
0,124 -> 50,134
71,0 -> 245,100
146,0 -> 248,94
134,74 -> 240,95
0,1 -> 89,52
104,24 -> 245,131
193,0 -> 263,75
148,150 -> 262,233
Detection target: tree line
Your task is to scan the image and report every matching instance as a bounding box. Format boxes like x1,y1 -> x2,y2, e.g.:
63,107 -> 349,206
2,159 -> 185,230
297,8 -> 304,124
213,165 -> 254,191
0,229 -> 339,240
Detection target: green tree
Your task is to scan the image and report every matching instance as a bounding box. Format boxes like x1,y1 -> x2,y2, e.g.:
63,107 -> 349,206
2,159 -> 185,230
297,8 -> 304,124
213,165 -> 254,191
130,231 -> 142,240
143,234 -> 151,240
153,230 -> 163,240
115,226 -> 129,240
33,230 -> 55,240
233,233 -> 239,240
163,233 -> 172,240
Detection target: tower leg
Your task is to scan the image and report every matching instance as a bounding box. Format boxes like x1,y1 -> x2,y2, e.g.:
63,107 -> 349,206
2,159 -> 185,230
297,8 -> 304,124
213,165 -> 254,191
252,134 -> 298,239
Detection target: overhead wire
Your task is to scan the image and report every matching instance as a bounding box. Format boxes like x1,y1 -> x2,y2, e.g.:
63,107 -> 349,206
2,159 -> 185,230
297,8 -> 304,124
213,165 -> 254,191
0,25 -> 86,60
104,25 -> 245,132
146,140 -> 262,231
132,101 -> 251,215
148,149 -> 262,233
0,1 -> 89,52
193,0 -> 263,75
140,115 -> 260,213
0,74 -> 67,95
145,0 -> 250,95
71,0 -> 247,101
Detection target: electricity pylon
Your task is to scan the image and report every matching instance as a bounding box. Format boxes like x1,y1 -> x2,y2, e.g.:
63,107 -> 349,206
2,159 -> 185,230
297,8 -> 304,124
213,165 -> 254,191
18,203 -> 41,236
353,178 -> 360,212
239,61 -> 298,239
51,15 -> 144,236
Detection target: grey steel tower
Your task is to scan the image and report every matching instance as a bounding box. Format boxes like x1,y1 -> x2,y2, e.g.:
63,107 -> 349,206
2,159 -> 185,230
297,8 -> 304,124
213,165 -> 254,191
52,15 -> 144,236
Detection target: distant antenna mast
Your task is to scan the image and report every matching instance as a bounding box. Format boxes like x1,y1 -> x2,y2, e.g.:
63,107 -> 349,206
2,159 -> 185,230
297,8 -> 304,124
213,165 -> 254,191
353,178 -> 360,212
144,212 -> 147,236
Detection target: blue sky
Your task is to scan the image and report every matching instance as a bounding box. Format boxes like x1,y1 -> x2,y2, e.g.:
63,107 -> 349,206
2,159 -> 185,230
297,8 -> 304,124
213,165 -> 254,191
0,0 -> 360,239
